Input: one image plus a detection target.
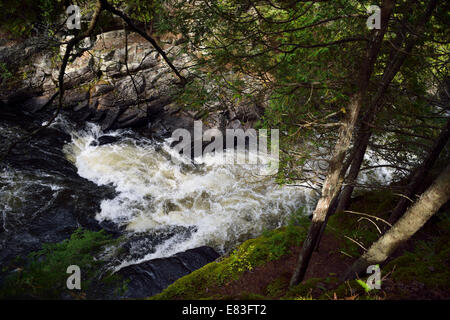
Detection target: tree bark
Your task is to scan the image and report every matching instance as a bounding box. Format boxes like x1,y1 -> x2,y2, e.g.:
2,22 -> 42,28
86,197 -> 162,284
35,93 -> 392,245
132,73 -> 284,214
335,0 -> 439,214
289,0 -> 396,287
335,128 -> 371,213
313,152 -> 358,252
343,163 -> 450,281
388,118 -> 450,224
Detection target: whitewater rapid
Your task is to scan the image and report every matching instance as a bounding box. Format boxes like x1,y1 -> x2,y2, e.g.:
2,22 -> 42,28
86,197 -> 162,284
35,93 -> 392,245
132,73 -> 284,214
1,114 -> 396,271
62,121 -> 312,269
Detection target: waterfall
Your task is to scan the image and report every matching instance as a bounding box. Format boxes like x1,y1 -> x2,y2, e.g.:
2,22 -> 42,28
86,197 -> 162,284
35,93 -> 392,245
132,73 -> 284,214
62,120 -> 311,269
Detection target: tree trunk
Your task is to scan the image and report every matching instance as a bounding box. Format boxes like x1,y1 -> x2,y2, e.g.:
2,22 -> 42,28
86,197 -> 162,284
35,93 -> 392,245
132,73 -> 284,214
313,146 -> 362,252
335,129 -> 371,213
289,0 -> 396,287
313,193 -> 339,252
343,163 -> 450,280
388,118 -> 450,224
335,0 -> 439,213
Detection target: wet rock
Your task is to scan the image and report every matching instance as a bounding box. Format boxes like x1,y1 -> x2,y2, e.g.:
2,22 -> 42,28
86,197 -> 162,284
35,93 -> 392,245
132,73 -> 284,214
151,114 -> 195,140
3,27 -> 265,143
0,232 -> 41,267
91,83 -> 115,97
90,135 -> 119,147
117,106 -> 141,123
98,220 -> 124,236
116,105 -> 147,128
90,108 -> 106,122
116,75 -> 146,98
28,203 -> 79,242
0,114 -> 116,268
98,92 -> 117,108
62,66 -> 96,89
0,35 -> 53,72
117,246 -> 219,298
101,60 -> 121,74
147,96 -> 172,121
76,108 -> 94,122
101,107 -> 121,131
73,100 -> 89,112
22,95 -> 51,113
3,87 -> 43,106
89,96 -> 99,110
63,89 -> 89,108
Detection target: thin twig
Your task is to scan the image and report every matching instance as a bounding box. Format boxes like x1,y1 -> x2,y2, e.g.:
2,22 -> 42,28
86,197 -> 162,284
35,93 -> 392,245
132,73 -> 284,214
344,210 -> 393,227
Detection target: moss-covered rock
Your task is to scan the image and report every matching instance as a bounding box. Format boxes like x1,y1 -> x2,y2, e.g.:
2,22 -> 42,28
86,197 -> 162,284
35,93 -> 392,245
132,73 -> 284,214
152,194 -> 449,300
151,220 -> 310,300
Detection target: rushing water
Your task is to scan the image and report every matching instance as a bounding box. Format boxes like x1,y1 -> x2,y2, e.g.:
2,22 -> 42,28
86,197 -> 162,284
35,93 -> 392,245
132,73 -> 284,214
1,112 -> 395,274
58,119 -> 311,269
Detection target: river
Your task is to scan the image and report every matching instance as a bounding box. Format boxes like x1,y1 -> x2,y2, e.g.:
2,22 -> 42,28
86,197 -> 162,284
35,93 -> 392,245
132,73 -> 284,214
1,112 -> 311,273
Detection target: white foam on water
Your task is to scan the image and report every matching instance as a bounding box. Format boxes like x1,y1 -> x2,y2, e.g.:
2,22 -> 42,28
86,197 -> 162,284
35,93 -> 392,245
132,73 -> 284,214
63,123 -> 310,268
0,168 -> 65,232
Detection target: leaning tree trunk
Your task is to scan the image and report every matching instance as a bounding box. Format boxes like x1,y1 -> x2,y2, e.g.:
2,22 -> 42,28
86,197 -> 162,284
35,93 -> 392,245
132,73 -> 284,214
343,163 -> 450,280
335,0 -> 439,214
388,118 -> 450,224
335,127 -> 371,213
314,152 -> 358,252
289,93 -> 364,286
289,0 -> 396,287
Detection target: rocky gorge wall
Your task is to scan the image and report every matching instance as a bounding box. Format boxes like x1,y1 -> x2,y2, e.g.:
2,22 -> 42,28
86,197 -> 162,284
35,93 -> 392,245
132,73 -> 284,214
1,27 -> 264,138
0,26 -> 267,299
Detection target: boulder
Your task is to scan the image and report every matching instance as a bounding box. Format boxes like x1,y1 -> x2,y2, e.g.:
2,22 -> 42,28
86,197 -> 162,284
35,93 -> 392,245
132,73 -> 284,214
117,246 -> 219,298
101,107 -> 121,131
90,135 -> 120,147
22,95 -> 52,113
116,105 -> 147,128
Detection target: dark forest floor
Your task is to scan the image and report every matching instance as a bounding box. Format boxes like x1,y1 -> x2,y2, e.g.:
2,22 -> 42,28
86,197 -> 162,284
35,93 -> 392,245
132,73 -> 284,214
152,190 -> 450,300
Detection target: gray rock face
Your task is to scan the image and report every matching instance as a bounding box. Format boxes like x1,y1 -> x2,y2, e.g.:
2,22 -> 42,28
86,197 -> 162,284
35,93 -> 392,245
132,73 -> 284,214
117,246 -> 220,298
0,27 -> 267,299
22,96 -> 52,113
1,27 -> 264,137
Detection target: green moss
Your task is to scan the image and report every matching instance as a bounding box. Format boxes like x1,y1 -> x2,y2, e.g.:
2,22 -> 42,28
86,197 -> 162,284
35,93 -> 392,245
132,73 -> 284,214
384,236 -> 450,290
382,212 -> 450,293
285,277 -> 339,300
326,190 -> 397,258
236,292 -> 269,300
151,218 -> 310,300
0,228 -> 124,299
322,212 -> 450,300
286,278 -> 321,299
154,201 -> 448,301
265,277 -> 289,298
319,279 -> 369,300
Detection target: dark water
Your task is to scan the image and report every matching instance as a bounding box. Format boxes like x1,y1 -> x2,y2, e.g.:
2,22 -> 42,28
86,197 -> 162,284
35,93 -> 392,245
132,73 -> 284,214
0,104 -> 301,298
0,106 -> 204,298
